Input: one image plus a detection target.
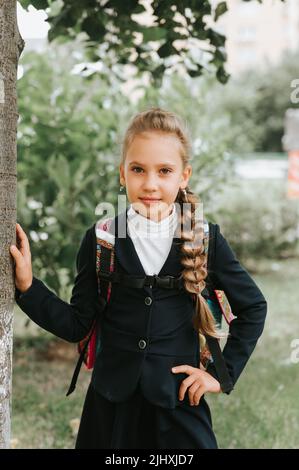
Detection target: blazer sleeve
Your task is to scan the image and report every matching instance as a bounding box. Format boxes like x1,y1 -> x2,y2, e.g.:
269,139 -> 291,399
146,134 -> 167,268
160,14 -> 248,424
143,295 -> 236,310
205,223 -> 267,393
14,223 -> 103,343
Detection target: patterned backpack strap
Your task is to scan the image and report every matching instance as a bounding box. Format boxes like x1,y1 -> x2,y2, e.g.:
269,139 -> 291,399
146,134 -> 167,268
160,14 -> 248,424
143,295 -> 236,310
203,218 -> 209,255
214,290 -> 234,324
95,217 -> 115,303
77,218 -> 115,369
203,219 -> 234,325
95,217 -> 115,246
65,220 -> 115,396
86,217 -> 116,367
200,220 -> 234,393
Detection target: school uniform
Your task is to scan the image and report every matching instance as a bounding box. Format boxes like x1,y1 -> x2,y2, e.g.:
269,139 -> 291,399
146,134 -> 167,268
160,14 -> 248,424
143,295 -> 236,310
15,203 -> 267,449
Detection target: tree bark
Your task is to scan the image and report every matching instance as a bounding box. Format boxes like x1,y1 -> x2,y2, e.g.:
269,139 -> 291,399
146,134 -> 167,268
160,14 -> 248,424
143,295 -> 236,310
0,0 -> 24,449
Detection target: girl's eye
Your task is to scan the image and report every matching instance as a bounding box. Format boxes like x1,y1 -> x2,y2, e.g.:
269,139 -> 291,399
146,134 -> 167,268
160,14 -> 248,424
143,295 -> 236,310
131,166 -> 143,173
131,167 -> 172,174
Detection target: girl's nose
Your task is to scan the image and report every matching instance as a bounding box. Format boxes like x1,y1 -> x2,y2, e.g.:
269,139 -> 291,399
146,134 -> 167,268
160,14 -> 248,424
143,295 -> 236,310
143,176 -> 159,191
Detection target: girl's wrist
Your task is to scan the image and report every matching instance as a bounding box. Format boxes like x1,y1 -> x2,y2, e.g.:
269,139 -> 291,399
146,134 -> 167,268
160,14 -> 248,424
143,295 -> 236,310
19,278 -> 33,294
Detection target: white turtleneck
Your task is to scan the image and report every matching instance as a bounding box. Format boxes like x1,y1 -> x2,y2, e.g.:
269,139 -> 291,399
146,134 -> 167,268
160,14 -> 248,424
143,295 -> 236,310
127,202 -> 178,275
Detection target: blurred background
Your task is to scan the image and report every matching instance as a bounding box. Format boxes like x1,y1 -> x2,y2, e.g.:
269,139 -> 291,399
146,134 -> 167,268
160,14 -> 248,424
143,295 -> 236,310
12,0 -> 299,448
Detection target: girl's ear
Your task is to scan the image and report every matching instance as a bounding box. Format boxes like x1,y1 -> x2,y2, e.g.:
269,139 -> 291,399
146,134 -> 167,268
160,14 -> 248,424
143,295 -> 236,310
119,163 -> 125,184
181,164 -> 192,185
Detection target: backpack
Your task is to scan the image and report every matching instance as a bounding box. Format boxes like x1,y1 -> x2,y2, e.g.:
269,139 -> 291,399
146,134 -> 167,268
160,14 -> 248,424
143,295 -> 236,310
66,217 -> 234,396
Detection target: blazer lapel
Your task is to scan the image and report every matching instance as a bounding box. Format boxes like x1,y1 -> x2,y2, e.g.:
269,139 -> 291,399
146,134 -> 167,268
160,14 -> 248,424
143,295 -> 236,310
114,207 -> 145,276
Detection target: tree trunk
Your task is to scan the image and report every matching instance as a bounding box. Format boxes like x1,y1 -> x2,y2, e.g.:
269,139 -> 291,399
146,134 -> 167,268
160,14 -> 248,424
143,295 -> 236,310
0,0 -> 24,449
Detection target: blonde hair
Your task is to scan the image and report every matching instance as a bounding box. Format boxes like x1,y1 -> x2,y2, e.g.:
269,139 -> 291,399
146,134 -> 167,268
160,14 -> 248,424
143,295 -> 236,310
120,106 -> 223,343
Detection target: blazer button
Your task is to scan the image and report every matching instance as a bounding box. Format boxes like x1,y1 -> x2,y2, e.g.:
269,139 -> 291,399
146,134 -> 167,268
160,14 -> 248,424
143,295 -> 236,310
144,296 -> 152,306
138,339 -> 147,349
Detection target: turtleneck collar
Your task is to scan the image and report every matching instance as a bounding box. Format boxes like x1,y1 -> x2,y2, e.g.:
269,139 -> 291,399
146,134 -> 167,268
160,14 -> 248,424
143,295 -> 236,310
127,202 -> 178,238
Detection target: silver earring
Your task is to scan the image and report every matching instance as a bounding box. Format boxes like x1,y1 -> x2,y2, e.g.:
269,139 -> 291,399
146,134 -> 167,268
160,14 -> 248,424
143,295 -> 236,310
119,185 -> 125,192
182,188 -> 187,201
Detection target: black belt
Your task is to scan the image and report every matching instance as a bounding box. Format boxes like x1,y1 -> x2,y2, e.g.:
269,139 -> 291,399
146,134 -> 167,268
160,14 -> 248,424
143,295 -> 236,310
97,271 -> 184,290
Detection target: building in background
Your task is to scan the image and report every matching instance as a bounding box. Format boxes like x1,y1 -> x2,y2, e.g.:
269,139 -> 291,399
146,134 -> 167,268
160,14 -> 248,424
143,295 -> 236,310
213,0 -> 299,76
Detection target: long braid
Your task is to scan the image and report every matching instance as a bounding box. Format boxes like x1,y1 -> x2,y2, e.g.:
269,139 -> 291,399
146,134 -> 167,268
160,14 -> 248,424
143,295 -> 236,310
176,187 -> 223,346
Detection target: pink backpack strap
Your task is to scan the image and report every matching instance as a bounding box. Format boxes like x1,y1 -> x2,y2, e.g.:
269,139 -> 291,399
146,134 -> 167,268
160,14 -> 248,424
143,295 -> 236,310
214,290 -> 234,324
95,217 -> 115,248
95,217 -> 115,303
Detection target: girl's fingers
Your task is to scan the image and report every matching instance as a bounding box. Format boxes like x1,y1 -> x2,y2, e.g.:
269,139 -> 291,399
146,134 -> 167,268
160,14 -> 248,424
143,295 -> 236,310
10,244 -> 24,264
16,223 -> 30,256
178,375 -> 196,401
191,385 -> 205,406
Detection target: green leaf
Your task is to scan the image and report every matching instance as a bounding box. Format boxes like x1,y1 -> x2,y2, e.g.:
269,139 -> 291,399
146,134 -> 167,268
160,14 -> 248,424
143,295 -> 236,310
19,0 -> 49,10
207,28 -> 226,47
194,29 -> 209,41
216,66 -> 230,84
157,42 -> 176,58
210,47 -> 227,67
48,24 -> 68,43
132,4 -> 147,14
188,65 -> 203,78
214,2 -> 228,22
81,16 -> 106,41
141,26 -> 168,43
151,63 -> 166,79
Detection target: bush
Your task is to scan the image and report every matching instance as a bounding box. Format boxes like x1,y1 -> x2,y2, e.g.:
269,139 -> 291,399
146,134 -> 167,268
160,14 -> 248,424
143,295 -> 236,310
212,178 -> 299,261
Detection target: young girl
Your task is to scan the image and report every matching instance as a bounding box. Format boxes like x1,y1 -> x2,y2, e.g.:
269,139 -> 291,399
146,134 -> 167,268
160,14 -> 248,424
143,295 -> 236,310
10,107 -> 267,449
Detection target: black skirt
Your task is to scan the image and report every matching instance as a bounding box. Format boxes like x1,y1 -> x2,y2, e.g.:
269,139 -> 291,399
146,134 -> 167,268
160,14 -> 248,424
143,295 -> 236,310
75,381 -> 218,449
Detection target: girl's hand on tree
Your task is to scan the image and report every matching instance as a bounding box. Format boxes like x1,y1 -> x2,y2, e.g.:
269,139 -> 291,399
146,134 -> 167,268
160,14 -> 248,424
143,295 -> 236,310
171,364 -> 221,406
9,223 -> 33,294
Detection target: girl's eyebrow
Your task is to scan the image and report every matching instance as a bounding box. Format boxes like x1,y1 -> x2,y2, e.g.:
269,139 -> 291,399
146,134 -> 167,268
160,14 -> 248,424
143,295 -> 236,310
129,161 -> 176,167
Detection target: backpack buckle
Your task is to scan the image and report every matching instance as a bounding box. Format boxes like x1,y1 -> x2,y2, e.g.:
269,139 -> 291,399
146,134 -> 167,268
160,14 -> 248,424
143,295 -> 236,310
98,270 -> 112,281
144,274 -> 158,288
157,275 -> 176,289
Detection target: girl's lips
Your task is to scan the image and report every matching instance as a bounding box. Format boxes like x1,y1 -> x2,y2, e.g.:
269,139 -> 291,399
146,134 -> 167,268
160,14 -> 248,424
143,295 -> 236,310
139,198 -> 161,202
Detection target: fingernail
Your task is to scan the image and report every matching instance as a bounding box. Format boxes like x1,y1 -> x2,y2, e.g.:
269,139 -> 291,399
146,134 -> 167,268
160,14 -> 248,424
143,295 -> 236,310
172,367 -> 176,371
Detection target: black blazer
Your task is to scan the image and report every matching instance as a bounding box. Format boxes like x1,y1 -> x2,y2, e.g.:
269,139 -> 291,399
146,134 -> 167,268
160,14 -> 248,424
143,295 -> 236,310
15,208 -> 267,409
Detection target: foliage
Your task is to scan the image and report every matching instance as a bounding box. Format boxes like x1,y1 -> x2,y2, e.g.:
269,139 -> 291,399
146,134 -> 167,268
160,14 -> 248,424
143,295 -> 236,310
17,41 -> 134,295
19,0 -> 248,86
212,178 -> 299,261
204,50 -> 299,152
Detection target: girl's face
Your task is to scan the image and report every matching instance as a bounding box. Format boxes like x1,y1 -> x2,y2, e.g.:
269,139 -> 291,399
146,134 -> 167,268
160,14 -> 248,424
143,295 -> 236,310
119,131 -> 192,222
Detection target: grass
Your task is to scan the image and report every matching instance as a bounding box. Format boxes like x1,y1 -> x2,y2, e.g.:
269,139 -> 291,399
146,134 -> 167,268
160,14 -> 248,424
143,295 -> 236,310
11,257 -> 299,448
11,330 -> 90,448
206,257 -> 299,449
